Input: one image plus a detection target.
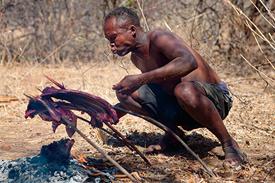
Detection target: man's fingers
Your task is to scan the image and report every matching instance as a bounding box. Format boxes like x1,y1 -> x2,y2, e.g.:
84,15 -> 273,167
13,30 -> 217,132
112,84 -> 118,90
113,87 -> 125,94
116,88 -> 129,95
112,84 -> 123,90
117,90 -> 125,95
112,85 -> 132,95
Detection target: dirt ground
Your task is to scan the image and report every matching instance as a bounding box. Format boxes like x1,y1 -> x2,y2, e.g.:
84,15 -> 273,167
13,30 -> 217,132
0,63 -> 274,182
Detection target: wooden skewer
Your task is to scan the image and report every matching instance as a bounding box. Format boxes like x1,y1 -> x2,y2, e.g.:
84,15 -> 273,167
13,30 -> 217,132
103,121 -> 152,166
76,115 -> 152,166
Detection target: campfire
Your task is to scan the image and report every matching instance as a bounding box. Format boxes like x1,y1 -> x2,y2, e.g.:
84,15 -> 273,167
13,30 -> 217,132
0,139 -> 117,182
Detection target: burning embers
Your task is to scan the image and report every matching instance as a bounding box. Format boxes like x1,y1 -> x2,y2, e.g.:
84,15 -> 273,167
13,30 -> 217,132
0,139 -> 117,182
73,151 -> 117,181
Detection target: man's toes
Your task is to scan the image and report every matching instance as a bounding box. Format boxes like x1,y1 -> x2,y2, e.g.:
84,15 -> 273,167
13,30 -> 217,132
147,146 -> 156,152
227,158 -> 241,165
147,145 -> 162,152
224,151 -> 247,168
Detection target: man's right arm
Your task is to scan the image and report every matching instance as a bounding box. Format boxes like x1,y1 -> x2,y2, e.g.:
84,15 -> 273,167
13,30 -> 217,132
134,30 -> 198,86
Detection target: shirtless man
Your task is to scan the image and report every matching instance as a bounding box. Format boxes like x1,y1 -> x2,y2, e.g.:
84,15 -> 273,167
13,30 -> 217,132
103,7 -> 246,167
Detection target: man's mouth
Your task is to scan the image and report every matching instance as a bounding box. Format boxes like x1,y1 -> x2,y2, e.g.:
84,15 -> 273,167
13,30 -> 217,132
111,49 -> 117,54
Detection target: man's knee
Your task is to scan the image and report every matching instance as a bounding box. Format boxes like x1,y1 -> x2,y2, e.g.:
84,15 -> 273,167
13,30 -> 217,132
174,82 -> 201,107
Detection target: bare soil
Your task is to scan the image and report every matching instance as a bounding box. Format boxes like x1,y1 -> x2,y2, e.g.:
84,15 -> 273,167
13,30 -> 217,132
0,63 -> 274,182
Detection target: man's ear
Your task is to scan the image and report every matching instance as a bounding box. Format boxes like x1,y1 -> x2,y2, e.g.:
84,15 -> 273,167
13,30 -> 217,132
129,25 -> 137,38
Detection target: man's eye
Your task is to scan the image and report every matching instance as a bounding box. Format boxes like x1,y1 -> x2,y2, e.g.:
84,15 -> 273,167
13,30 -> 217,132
110,36 -> 116,41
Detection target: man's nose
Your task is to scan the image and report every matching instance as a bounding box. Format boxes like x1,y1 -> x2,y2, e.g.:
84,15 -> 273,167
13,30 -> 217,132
110,42 -> 115,47
110,43 -> 116,51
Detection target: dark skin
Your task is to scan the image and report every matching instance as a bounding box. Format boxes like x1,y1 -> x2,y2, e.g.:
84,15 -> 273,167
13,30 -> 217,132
104,16 -> 244,166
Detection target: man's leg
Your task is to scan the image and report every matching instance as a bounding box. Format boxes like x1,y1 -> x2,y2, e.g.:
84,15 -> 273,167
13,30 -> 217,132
174,81 -> 244,166
116,88 -> 185,152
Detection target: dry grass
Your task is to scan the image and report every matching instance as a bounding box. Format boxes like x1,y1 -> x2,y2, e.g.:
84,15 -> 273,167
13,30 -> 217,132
0,61 -> 274,182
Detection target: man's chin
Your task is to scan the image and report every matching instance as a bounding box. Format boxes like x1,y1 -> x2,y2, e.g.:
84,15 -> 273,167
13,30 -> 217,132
117,50 -> 130,56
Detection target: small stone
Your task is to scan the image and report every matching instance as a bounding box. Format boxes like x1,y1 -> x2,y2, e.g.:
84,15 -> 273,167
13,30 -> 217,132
2,144 -> 11,150
253,176 -> 260,181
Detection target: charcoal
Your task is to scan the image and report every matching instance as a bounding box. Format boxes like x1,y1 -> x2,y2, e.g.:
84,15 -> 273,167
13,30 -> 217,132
0,139 -> 117,183
40,138 -> 75,163
0,157 -> 89,183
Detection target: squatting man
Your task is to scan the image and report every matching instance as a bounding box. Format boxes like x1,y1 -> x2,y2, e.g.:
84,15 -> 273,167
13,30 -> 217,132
103,7 -> 246,167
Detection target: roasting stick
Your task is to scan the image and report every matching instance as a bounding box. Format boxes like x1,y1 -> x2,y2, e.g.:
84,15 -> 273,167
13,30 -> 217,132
114,106 -> 217,178
103,121 -> 152,166
60,116 -> 138,183
76,115 -> 152,166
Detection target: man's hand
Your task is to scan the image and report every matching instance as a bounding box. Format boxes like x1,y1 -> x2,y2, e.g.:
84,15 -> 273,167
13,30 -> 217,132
112,74 -> 143,95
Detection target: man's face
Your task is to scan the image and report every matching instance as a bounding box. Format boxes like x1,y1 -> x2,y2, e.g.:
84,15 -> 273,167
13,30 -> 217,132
104,17 -> 133,56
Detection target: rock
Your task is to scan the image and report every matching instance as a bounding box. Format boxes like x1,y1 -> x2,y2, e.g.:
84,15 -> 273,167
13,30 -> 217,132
1,144 -> 12,150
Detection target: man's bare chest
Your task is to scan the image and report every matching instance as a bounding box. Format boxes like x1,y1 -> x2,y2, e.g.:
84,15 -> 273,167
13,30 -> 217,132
132,53 -> 169,73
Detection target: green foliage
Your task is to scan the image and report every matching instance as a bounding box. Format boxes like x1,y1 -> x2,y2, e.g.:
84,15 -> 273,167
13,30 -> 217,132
124,0 -> 135,7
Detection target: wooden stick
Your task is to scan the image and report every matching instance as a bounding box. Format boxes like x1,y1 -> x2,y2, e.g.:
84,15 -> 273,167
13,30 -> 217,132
76,115 -> 152,166
60,116 -> 138,183
114,106 -> 217,178
103,121 -> 152,166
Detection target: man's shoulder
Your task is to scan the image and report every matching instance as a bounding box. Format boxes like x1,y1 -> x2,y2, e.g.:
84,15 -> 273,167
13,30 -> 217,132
149,29 -> 172,38
148,29 -> 174,48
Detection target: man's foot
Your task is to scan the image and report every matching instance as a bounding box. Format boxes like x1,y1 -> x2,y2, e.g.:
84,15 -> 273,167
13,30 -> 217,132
144,130 -> 186,154
223,149 -> 247,168
222,139 -> 247,168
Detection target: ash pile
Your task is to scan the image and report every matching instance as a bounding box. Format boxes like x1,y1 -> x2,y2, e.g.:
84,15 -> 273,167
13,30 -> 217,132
0,139 -> 117,183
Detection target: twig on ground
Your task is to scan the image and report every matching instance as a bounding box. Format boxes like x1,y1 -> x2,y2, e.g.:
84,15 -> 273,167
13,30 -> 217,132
249,158 -> 275,181
255,60 -> 275,68
263,166 -> 275,182
228,87 -> 248,105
